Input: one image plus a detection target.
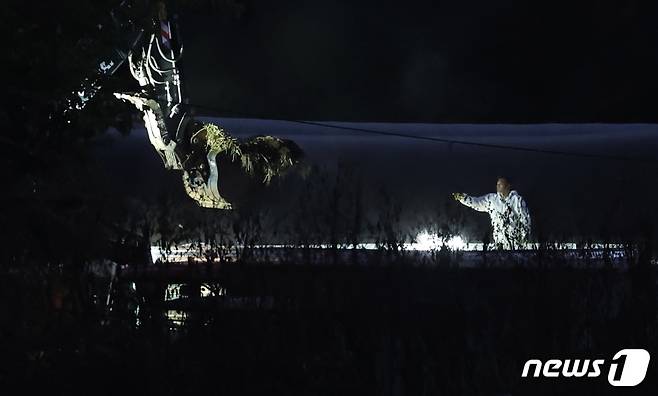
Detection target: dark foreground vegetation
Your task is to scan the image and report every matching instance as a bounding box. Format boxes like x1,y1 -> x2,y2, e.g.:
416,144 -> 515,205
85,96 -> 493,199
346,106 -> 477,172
2,258 -> 657,395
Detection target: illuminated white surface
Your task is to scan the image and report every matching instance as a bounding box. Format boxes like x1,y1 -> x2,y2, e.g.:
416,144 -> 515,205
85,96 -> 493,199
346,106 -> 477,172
150,238 -> 626,264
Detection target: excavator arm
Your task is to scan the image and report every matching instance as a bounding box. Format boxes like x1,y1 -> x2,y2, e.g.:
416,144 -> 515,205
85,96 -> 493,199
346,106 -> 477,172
63,0 -> 302,209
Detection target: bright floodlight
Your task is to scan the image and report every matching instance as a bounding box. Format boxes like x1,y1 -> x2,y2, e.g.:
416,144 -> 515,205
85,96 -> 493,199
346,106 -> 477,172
445,235 -> 467,251
412,231 -> 466,251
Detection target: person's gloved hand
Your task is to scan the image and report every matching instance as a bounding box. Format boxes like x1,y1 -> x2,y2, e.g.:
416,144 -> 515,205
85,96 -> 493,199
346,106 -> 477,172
452,192 -> 465,201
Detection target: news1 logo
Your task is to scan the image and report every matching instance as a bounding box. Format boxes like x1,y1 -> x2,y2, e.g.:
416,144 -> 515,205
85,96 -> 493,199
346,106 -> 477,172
522,349 -> 650,387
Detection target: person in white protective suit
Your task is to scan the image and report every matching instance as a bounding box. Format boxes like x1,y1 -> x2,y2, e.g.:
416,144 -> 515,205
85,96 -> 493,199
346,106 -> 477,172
452,177 -> 531,250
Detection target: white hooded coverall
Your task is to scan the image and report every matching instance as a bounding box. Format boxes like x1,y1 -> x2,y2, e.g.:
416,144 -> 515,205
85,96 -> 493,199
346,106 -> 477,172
458,190 -> 531,249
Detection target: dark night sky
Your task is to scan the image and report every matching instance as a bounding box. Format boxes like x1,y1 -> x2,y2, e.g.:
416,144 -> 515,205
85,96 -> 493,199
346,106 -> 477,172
179,0 -> 658,123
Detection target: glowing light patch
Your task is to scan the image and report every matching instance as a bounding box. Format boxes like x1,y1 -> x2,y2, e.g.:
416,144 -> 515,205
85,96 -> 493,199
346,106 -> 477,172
166,310 -> 186,325
99,60 -> 114,72
411,231 -> 467,251
164,284 -> 182,301
150,246 -> 161,263
412,230 -> 439,251
446,235 -> 467,250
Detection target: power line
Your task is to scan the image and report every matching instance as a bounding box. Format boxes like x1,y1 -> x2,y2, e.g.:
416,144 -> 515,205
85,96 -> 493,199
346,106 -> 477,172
185,102 -> 658,164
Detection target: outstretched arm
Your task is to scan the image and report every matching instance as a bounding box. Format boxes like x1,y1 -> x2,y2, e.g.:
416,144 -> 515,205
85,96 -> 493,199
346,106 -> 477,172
453,193 -> 494,213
